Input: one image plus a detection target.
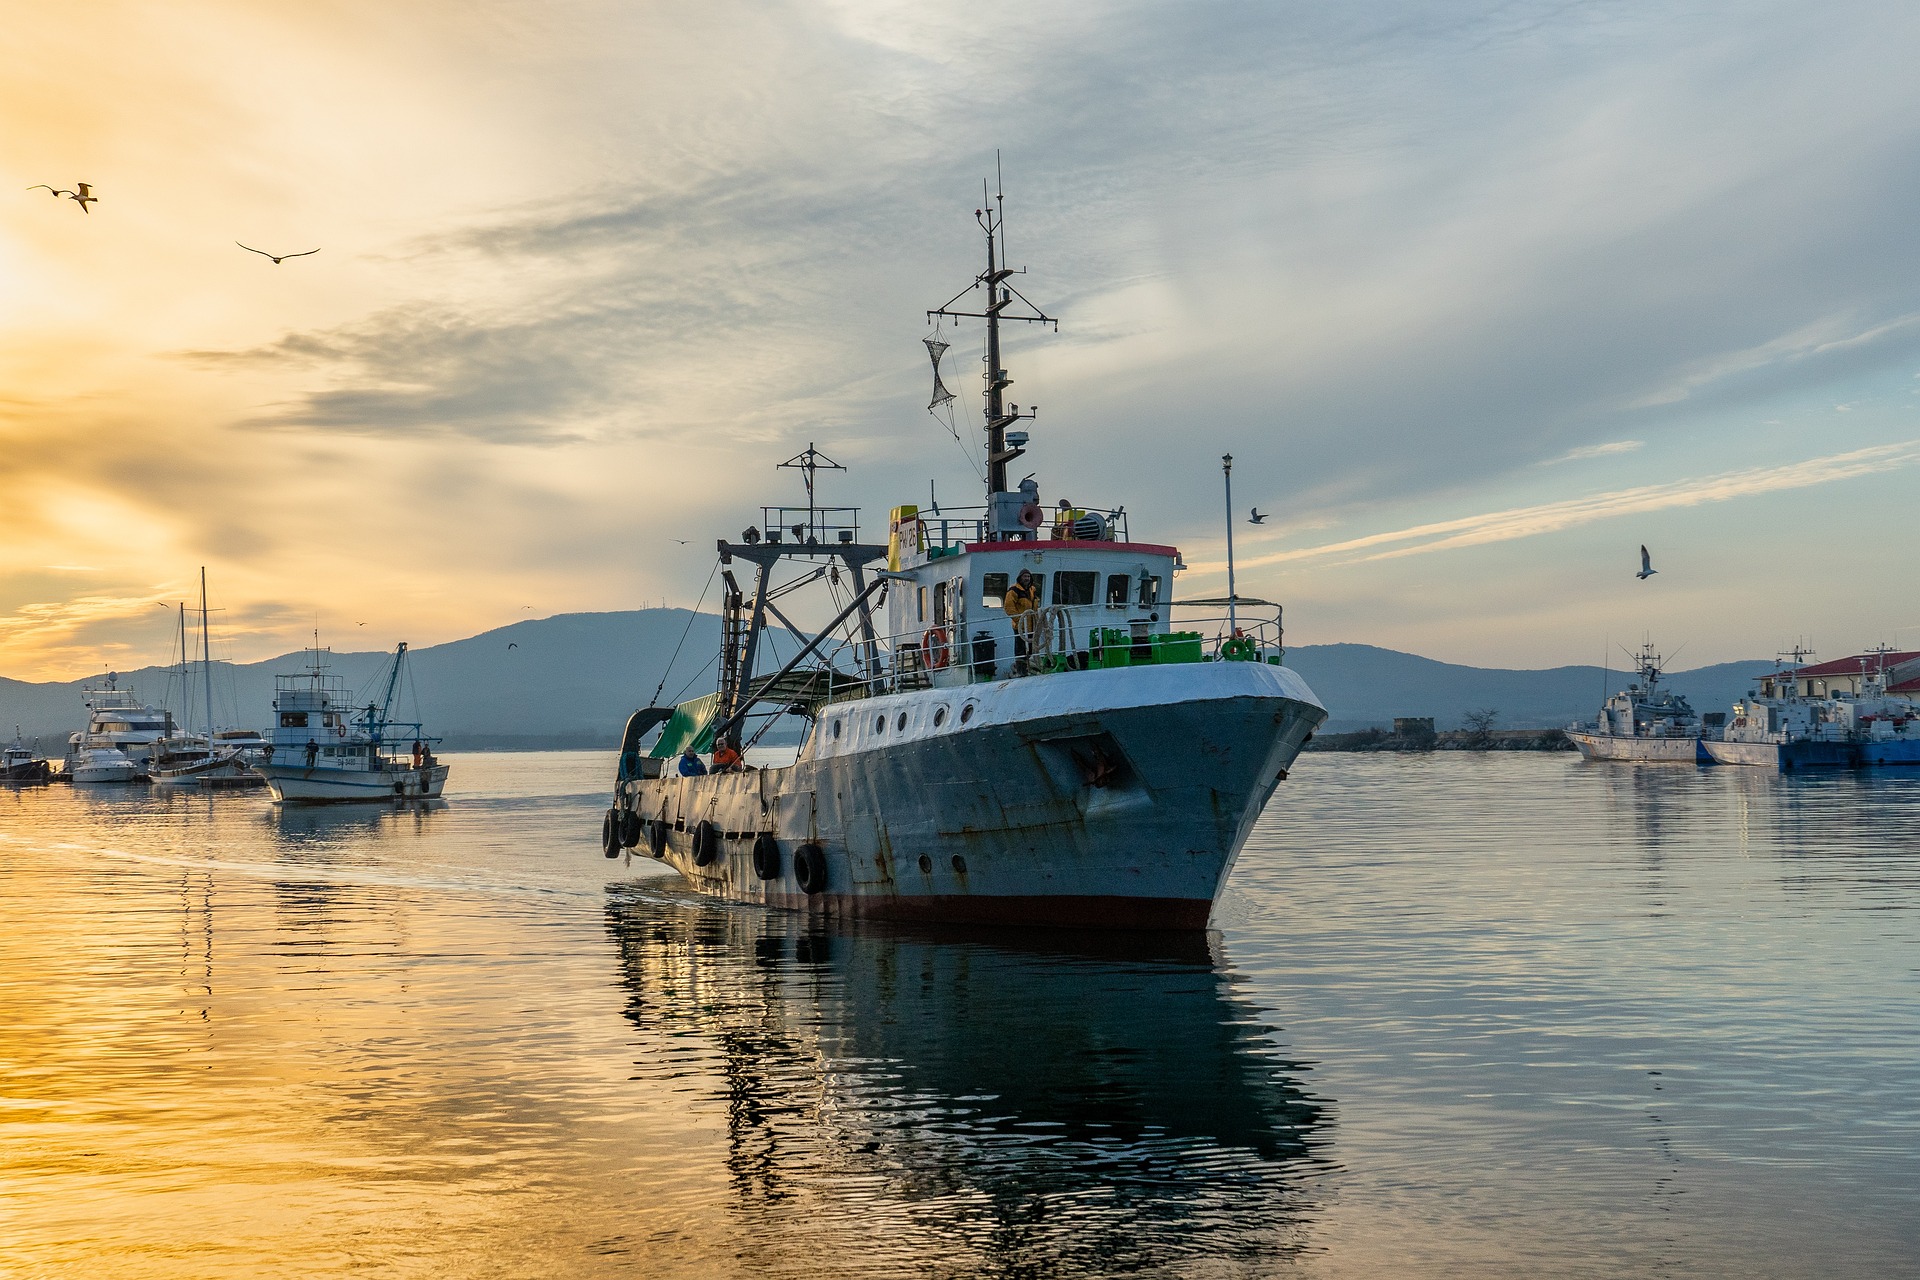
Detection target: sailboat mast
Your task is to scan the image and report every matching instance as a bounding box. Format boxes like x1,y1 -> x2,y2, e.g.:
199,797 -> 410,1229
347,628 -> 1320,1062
178,603 -> 189,738
200,568 -> 214,747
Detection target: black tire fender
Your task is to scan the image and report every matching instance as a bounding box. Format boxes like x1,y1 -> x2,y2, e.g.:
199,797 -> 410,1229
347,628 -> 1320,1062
648,817 -> 667,857
691,820 -> 722,867
751,832 -> 781,881
619,808 -> 641,848
793,841 -> 828,895
601,808 -> 621,859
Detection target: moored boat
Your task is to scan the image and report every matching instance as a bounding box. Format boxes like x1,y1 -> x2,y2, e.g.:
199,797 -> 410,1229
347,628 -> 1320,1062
252,642 -> 448,803
63,673 -> 173,778
601,182 -> 1327,930
1565,642 -> 1707,763
2,730 -> 52,783
1705,647 -> 1920,769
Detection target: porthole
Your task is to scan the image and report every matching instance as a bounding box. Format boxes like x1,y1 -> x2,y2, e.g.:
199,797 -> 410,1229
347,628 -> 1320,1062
875,714 -> 886,734
830,719 -> 842,739
918,854 -> 933,874
933,706 -> 947,727
960,703 -> 976,724
951,854 -> 968,874
896,712 -> 908,731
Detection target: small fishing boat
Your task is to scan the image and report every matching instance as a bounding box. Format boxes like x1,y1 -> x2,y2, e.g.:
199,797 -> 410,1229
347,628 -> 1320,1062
1,730 -> 52,783
1706,647 -> 1920,769
252,641 -> 449,803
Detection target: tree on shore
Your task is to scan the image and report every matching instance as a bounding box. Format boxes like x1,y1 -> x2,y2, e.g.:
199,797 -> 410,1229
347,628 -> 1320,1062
1461,707 -> 1499,748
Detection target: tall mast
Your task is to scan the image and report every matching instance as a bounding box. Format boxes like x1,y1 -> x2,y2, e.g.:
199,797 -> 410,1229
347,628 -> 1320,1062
178,603 -> 190,738
927,157 -> 1057,521
200,568 -> 214,746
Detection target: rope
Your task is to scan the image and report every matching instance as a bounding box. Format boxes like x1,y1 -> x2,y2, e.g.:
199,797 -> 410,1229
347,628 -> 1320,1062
650,559 -> 720,707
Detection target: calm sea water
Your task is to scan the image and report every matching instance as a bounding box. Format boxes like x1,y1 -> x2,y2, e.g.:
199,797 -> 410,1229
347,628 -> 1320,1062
2,751 -> 1918,1278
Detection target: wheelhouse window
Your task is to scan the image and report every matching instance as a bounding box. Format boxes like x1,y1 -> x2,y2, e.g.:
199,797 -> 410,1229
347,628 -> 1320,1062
1105,574 -> 1130,606
1051,571 -> 1096,606
933,582 -> 949,628
981,572 -> 1008,607
1137,575 -> 1163,607
280,712 -> 308,728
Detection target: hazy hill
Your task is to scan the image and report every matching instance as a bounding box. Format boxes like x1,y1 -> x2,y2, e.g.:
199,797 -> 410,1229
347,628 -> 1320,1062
1,613 -> 1774,749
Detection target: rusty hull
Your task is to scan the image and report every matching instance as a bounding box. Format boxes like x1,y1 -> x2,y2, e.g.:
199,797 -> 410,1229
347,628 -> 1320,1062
620,662 -> 1326,930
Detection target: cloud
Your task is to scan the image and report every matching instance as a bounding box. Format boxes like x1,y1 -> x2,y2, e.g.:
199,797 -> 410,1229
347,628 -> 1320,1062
1215,441 -> 1920,571
1542,440 -> 1644,465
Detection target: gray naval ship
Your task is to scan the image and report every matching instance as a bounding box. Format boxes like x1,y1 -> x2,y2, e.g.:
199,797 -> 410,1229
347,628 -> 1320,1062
1566,641 -> 1708,763
602,184 -> 1327,930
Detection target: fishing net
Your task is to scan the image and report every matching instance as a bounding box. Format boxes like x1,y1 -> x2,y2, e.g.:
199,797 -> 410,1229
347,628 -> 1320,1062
924,335 -> 955,411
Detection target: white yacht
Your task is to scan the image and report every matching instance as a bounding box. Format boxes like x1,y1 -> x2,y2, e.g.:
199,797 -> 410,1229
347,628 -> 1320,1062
252,642 -> 449,803
63,674 -> 172,781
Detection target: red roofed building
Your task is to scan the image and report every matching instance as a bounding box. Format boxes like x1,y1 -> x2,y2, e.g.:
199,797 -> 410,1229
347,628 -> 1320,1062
1757,651 -> 1920,700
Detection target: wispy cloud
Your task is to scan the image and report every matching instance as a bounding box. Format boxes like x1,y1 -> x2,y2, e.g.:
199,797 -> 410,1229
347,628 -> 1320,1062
1541,440 -> 1643,465
1212,441 -> 1920,571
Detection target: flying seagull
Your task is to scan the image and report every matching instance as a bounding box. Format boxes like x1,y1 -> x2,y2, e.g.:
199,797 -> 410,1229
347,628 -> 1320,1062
237,242 -> 319,264
29,182 -> 96,213
1637,545 -> 1657,580
1248,508 -> 1267,525
507,642 -> 518,650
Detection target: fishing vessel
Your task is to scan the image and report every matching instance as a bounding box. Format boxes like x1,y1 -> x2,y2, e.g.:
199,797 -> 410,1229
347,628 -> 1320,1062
2,730 -> 51,783
1565,642 -> 1708,763
252,641 -> 448,803
62,673 -> 172,781
601,183 -> 1327,930
1706,647 -> 1920,769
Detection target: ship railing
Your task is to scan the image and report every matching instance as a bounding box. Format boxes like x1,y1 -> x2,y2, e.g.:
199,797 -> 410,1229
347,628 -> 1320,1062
903,503 -> 1132,555
1168,596 -> 1287,661
751,506 -> 863,548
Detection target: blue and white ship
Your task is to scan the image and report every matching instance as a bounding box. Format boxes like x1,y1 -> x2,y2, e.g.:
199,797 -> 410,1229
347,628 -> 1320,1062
253,642 -> 448,802
601,185 -> 1327,930
1706,647 -> 1920,769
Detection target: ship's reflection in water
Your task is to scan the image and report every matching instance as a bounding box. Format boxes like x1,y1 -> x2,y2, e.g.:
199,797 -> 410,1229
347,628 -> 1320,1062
604,889 -> 1333,1274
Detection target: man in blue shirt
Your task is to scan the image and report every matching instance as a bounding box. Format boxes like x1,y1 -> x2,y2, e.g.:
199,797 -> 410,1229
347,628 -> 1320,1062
677,748 -> 707,777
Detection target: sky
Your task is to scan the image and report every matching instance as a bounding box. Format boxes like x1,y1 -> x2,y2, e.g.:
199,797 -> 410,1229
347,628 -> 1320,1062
5,0 -> 1920,681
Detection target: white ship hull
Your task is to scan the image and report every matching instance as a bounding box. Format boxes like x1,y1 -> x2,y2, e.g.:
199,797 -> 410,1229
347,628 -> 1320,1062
256,762 -> 449,803
618,661 -> 1325,930
69,749 -> 142,784
1565,730 -> 1706,763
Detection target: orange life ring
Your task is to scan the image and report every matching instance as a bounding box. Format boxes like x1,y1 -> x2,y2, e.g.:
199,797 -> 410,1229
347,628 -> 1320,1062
923,626 -> 950,669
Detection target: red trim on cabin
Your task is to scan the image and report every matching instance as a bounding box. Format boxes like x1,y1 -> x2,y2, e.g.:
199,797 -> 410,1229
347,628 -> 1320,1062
959,540 -> 1181,557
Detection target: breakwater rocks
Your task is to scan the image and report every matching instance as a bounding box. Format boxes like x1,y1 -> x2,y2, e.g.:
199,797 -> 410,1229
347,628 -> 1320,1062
1305,728 -> 1575,753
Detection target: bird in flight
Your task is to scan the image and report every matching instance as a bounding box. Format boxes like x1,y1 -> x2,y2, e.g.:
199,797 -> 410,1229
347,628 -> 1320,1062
1248,508 -> 1267,525
28,182 -> 96,213
672,539 -> 690,545
1637,545 -> 1658,580
237,242 -> 320,264
507,642 -> 518,650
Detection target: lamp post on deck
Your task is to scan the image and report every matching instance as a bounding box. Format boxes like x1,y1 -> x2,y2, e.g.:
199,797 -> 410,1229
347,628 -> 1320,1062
1222,454 -> 1237,636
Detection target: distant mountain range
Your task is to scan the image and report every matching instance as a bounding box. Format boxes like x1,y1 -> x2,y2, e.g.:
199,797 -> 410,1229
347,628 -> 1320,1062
1,610 -> 1774,748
